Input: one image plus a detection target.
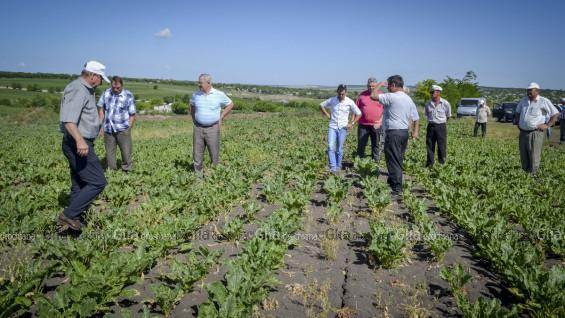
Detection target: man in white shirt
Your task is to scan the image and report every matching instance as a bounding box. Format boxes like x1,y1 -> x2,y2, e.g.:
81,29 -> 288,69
320,84 -> 361,174
474,100 -> 491,137
514,82 -> 559,176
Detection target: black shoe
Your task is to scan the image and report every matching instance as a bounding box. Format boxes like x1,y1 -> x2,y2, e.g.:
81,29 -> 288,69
57,213 -> 82,231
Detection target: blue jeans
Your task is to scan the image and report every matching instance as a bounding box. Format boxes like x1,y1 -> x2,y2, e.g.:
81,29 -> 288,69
327,127 -> 348,172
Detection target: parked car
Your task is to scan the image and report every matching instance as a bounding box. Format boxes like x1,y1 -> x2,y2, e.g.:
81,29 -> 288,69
492,103 -> 503,119
456,98 -> 485,118
495,102 -> 518,122
555,104 -> 563,126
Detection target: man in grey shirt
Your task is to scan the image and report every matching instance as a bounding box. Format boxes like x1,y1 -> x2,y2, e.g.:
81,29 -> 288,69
425,85 -> 451,166
57,61 -> 109,232
374,75 -> 420,197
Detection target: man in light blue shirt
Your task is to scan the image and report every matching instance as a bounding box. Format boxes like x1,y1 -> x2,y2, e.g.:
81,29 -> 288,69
375,75 -> 420,197
320,84 -> 361,174
189,74 -> 234,176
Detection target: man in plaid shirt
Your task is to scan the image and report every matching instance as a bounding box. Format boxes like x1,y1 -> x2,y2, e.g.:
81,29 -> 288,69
97,76 -> 136,171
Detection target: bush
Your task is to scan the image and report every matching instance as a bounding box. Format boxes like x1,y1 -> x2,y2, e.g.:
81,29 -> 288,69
172,102 -> 188,114
136,101 -> 151,111
11,82 -> 22,90
26,84 -> 40,92
24,94 -> 61,113
163,96 -> 174,104
0,98 -> 12,106
253,100 -> 282,112
150,98 -> 163,106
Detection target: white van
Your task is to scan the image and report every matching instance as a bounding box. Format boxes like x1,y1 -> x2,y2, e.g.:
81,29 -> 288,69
457,98 -> 485,118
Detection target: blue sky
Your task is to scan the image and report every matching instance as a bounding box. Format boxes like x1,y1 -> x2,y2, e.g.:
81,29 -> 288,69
1,0 -> 564,88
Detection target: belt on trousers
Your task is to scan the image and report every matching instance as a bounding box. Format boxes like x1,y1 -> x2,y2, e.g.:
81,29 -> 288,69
195,121 -> 218,128
519,128 -> 535,133
428,122 -> 446,126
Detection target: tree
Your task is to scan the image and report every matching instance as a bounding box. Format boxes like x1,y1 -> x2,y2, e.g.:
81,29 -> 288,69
150,98 -> 163,106
153,85 -> 158,90
437,71 -> 481,114
414,79 -> 438,106
172,102 -> 188,114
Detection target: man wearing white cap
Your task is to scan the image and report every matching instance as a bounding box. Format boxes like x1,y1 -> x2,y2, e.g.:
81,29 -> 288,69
57,61 -> 109,232
514,82 -> 559,175
424,84 -> 451,166
560,97 -> 565,144
474,99 -> 491,137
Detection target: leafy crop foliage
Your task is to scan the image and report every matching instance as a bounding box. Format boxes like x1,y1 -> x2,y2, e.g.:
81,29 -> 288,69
0,113 -> 326,317
405,120 -> 565,317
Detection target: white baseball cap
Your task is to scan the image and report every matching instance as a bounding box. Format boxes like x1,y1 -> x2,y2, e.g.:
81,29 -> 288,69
561,97 -> 565,103
83,61 -> 110,83
430,84 -> 442,92
527,82 -> 540,90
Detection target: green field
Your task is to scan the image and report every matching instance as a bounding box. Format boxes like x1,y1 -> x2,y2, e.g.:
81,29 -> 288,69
0,76 -> 564,317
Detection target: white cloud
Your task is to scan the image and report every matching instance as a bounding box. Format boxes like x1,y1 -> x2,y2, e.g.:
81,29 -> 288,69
155,28 -> 172,38
17,62 -> 26,68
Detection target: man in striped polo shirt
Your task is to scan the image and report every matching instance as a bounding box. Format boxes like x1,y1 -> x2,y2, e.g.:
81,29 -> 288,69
97,76 -> 136,171
189,74 -> 234,176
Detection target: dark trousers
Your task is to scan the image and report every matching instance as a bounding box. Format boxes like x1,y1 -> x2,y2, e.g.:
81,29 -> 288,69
193,122 -> 220,172
560,122 -> 565,142
474,122 -> 487,137
384,129 -> 409,194
104,128 -> 133,171
426,123 -> 447,166
62,135 -> 107,219
357,124 -> 382,162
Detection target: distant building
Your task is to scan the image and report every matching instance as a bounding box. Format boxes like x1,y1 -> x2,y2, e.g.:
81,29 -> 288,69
153,103 -> 172,113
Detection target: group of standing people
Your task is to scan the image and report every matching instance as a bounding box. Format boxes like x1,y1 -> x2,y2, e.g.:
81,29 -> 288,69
56,61 -> 232,232
320,75 -> 419,196
320,77 -> 562,198
56,61 -> 562,232
57,61 -> 138,231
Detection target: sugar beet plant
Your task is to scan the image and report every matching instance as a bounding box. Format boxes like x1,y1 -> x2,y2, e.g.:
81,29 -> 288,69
402,184 -> 453,262
359,176 -> 390,215
440,264 -> 518,317
404,122 -> 565,316
367,220 -> 409,269
0,113 -> 327,317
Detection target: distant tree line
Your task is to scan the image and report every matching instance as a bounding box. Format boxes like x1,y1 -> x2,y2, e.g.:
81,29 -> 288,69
414,71 -> 482,113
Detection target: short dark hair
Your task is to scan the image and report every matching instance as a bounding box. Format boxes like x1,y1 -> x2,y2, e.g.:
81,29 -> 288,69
337,84 -> 347,93
387,75 -> 404,88
112,76 -> 123,85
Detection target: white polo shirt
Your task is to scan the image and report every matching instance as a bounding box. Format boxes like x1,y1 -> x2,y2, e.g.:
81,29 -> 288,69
516,96 -> 558,131
320,96 -> 361,130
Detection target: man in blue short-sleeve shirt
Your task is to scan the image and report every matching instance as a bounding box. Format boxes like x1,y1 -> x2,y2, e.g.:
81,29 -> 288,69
189,73 -> 234,176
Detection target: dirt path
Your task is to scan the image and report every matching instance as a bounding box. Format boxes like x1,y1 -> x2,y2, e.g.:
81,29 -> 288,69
255,165 -> 516,318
